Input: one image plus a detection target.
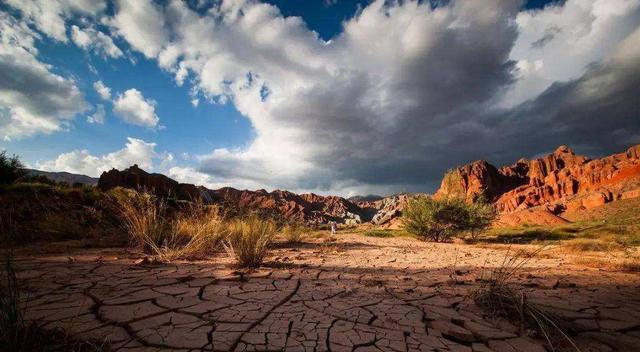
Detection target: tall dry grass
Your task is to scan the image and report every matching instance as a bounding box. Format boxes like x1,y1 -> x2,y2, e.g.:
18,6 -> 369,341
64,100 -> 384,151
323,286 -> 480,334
161,202 -> 225,260
224,215 -> 276,268
472,247 -> 580,351
108,188 -> 168,254
281,223 -> 307,243
110,189 -> 225,260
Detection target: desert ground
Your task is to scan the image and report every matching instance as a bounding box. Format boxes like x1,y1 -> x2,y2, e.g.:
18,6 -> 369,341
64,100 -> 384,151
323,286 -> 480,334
13,231 -> 640,352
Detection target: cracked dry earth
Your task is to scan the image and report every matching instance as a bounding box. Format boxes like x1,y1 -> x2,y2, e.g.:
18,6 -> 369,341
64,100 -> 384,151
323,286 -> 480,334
16,233 -> 640,352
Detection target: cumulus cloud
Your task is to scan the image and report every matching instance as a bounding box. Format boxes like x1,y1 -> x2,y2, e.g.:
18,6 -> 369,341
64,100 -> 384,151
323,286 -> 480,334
8,0 -> 639,196
107,0 -> 167,58
5,0 -> 107,42
93,80 -> 111,100
0,12 -> 86,140
112,88 -> 160,128
37,137 -> 162,177
501,0 -> 640,107
71,25 -> 123,58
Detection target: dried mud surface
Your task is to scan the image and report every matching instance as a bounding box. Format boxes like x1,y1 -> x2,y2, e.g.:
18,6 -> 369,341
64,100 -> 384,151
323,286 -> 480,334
15,233 -> 640,351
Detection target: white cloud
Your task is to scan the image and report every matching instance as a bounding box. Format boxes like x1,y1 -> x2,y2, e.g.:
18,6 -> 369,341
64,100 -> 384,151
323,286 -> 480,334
5,0 -> 107,42
107,0 -> 167,58
112,88 -> 159,128
87,104 -> 105,124
71,25 -> 123,58
191,98 -> 199,107
93,80 -> 111,100
0,12 -> 87,140
37,137 -> 160,177
501,0 -> 640,107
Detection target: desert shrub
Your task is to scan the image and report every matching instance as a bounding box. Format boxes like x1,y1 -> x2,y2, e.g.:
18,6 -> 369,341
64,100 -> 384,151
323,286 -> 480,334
363,229 -> 394,238
403,196 -> 490,242
281,223 -> 307,243
466,199 -> 497,240
0,152 -> 26,185
108,188 -> 170,254
224,215 -> 276,268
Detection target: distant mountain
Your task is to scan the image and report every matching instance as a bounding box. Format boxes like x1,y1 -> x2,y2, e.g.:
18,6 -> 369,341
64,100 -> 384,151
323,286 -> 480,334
27,169 -> 98,186
348,194 -> 383,203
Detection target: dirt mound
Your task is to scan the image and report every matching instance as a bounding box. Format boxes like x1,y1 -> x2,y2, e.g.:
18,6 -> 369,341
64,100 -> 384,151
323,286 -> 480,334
495,207 -> 570,227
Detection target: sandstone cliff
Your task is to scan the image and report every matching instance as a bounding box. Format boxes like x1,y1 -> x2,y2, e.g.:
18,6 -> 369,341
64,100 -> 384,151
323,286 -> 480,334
435,144 -> 640,216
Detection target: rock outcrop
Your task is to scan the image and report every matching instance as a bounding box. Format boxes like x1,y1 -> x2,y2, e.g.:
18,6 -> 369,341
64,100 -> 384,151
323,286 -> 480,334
98,165 -> 369,224
435,144 -> 640,215
98,165 -> 202,200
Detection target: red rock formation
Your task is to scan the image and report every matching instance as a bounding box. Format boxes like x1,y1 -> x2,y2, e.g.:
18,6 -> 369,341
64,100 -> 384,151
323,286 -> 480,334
98,165 -> 200,200
435,144 -> 640,215
98,166 -> 367,224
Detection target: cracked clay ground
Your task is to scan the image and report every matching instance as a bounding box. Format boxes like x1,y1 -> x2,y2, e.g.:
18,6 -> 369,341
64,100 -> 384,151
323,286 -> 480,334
15,233 -> 640,352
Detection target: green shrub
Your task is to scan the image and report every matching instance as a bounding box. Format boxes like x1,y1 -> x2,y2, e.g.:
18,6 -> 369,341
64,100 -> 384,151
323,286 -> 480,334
467,199 -> 497,240
402,196 -> 495,242
0,152 -> 26,185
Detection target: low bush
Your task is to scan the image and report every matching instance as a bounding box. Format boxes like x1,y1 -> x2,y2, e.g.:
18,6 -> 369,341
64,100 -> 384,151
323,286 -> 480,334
0,152 -> 26,185
224,215 -> 276,268
403,196 -> 495,242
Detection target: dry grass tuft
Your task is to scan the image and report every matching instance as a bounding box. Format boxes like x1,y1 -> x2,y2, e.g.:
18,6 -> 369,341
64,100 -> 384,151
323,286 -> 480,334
562,239 -> 623,253
110,189 -> 225,260
159,202 -> 226,260
281,223 -> 307,244
224,215 -> 276,268
109,188 -> 169,254
472,247 -> 580,351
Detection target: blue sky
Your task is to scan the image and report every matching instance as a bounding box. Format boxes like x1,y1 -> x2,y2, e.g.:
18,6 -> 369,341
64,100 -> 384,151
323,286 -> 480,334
1,0 -> 639,196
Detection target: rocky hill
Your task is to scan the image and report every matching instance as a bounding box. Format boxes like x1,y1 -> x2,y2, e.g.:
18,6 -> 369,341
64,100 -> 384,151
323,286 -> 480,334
98,165 -> 372,224
28,169 -> 98,185
435,144 -> 640,219
96,144 -> 640,226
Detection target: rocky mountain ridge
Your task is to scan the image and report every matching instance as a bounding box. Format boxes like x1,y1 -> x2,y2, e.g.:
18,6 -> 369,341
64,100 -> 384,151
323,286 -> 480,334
98,165 -> 370,224
95,144 -> 640,225
435,144 -> 640,217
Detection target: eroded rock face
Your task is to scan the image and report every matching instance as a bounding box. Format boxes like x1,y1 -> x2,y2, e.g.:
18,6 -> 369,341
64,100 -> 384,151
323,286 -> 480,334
435,144 -> 640,214
98,165 -> 201,200
98,166 -> 367,224
211,188 -> 366,224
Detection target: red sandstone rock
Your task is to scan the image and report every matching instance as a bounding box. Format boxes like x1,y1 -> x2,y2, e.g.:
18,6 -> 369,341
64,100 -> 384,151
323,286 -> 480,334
435,144 -> 640,215
98,166 -> 367,224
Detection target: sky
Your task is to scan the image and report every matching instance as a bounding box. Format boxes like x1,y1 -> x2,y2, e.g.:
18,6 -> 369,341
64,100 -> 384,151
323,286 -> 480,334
1,0 -> 639,197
